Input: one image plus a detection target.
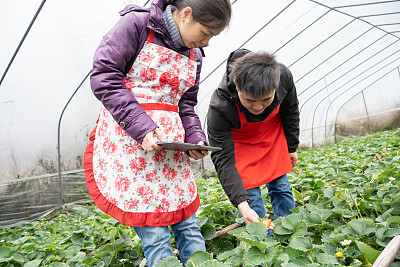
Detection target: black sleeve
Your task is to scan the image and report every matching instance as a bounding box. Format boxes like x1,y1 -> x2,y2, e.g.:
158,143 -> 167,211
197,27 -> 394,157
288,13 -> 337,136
206,92 -> 250,207
279,66 -> 300,153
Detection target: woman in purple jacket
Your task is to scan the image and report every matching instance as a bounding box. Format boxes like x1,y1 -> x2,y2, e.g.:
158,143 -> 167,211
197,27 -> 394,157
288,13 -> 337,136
83,0 -> 231,265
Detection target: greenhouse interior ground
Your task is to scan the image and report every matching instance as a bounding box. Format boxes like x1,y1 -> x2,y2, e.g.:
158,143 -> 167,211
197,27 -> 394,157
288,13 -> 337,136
0,0 -> 400,266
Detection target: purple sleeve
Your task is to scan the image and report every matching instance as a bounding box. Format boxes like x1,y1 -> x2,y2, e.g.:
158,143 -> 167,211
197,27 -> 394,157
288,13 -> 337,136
179,48 -> 207,145
90,12 -> 157,144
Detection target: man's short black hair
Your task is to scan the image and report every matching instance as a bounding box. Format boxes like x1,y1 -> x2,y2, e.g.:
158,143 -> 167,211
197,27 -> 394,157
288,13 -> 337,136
233,51 -> 280,99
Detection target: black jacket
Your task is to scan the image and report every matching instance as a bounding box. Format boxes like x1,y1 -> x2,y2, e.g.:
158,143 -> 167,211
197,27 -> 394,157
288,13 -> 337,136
206,48 -> 300,207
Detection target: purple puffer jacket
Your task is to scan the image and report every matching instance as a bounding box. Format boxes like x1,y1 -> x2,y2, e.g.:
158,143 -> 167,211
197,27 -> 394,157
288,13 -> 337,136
90,0 -> 207,145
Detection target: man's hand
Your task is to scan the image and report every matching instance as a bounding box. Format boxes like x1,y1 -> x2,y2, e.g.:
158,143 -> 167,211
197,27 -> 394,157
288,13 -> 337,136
238,201 -> 259,225
259,218 -> 275,230
188,141 -> 209,160
141,128 -> 163,151
289,152 -> 298,167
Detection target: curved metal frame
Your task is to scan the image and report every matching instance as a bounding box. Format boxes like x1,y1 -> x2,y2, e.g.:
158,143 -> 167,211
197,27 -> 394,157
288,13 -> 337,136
0,0 -> 47,87
331,65 -> 400,139
312,57 -> 400,146
2,0 -> 399,204
301,37 -> 399,129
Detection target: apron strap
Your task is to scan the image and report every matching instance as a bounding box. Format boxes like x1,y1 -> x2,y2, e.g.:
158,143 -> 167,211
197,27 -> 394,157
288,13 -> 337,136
147,29 -> 196,62
234,103 -> 248,124
147,29 -> 156,43
139,103 -> 179,113
189,49 -> 195,61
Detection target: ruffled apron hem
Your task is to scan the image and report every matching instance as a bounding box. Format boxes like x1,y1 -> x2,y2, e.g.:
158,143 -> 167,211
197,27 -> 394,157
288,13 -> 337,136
83,126 -> 200,227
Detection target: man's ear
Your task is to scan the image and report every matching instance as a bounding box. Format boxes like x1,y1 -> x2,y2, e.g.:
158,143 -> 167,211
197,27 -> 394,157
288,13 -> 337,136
234,80 -> 239,92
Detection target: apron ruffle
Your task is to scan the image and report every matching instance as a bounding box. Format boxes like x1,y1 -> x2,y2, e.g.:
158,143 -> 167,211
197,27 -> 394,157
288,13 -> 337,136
84,126 -> 200,227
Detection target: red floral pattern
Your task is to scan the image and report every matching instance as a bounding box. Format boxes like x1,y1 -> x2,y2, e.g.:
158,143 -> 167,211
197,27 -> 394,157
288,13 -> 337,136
92,40 -> 198,214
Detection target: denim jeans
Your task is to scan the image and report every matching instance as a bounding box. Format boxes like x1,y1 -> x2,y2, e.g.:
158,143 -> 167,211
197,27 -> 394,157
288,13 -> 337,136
247,174 -> 295,219
133,214 -> 205,267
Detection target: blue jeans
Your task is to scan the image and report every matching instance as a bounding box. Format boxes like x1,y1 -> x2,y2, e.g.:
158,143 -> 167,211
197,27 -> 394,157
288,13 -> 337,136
247,174 -> 295,219
133,214 -> 205,267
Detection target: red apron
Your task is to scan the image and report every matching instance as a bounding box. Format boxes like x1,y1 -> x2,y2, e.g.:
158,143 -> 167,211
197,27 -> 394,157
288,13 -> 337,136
84,30 -> 199,227
231,104 -> 293,190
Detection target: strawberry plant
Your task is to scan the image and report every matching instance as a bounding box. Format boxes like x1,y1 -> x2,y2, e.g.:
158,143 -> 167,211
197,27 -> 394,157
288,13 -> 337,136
0,129 -> 399,266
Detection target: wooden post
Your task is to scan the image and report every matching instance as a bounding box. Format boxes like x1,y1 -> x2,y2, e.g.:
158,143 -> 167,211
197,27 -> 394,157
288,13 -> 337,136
372,235 -> 400,267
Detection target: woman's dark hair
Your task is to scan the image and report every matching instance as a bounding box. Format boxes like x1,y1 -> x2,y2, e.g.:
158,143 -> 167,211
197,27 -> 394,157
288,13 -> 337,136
167,0 -> 232,29
233,51 -> 281,99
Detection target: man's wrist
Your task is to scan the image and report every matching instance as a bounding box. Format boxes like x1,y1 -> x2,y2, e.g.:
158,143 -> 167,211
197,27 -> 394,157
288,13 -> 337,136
233,195 -> 250,208
238,201 -> 250,214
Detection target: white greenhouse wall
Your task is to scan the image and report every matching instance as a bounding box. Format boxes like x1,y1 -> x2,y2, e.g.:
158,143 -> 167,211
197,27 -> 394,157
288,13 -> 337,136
1,0 -> 399,180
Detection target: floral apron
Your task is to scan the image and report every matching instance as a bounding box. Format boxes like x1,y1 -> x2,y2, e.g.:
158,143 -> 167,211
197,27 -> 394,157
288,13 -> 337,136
231,104 -> 293,190
84,30 -> 200,227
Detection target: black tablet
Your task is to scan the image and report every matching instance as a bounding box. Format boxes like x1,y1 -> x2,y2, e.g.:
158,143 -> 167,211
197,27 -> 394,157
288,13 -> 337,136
157,141 -> 222,152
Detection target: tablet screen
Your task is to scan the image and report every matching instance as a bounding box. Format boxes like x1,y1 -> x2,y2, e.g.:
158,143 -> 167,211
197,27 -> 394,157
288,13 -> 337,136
157,141 -> 222,152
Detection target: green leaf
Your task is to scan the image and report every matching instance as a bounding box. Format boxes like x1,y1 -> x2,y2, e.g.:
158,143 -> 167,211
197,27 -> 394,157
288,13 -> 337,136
70,251 -> 86,262
0,247 -> 11,258
353,218 -> 374,226
282,214 -> 303,231
10,236 -> 32,245
123,249 -> 139,259
201,224 -> 216,241
376,227 -> 386,240
225,253 -> 244,267
245,246 -> 276,265
84,242 -> 96,250
228,226 -> 246,235
246,222 -> 267,240
387,216 -> 400,225
288,256 -> 312,265
108,228 -> 118,239
276,253 -> 290,264
154,256 -> 182,267
234,233 -> 267,251
314,253 -> 340,265
391,198 -> 400,215
321,243 -> 336,256
43,243 -> 57,249
186,251 -> 212,267
324,187 -> 336,198
23,259 -> 42,267
288,237 -> 313,252
197,217 -> 208,228
304,213 -> 323,226
198,259 -> 229,267
48,262 -> 67,267
118,229 -> 133,245
383,228 -> 400,238
349,220 -> 366,236
211,239 -> 234,254
373,202 -> 386,213
314,179 -> 325,190
12,253 -> 25,263
355,240 -> 381,262
274,224 -> 294,235
216,249 -> 236,261
71,232 -> 84,246
65,245 -> 81,259
0,257 -> 13,263
291,221 -> 307,238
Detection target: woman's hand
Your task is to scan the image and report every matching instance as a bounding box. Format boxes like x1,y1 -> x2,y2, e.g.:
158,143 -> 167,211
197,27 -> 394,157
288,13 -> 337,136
188,141 -> 209,160
141,128 -> 163,151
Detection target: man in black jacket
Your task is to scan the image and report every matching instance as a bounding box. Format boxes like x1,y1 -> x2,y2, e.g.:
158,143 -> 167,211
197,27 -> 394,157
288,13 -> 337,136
207,49 -> 299,225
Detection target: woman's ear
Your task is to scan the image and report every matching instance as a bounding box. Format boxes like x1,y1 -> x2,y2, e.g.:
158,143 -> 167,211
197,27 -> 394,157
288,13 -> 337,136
180,7 -> 193,21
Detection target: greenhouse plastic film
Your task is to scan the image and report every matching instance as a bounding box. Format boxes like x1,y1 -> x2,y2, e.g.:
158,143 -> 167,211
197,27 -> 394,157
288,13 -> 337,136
0,171 -> 88,227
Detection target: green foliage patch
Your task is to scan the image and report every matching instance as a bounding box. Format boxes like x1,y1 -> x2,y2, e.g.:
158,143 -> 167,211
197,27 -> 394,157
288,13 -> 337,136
1,129 -> 400,266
